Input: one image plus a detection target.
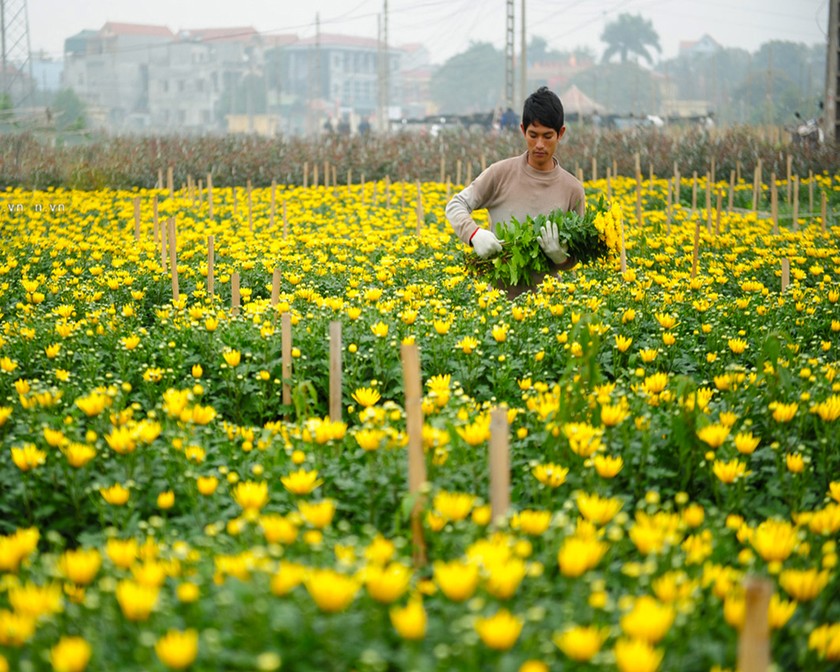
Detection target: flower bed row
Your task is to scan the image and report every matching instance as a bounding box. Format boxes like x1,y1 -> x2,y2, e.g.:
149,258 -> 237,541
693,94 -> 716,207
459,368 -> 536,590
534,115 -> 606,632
0,174 -> 838,671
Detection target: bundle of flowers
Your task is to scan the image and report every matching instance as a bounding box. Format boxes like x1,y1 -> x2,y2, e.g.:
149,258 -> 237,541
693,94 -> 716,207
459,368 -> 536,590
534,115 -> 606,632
465,196 -> 622,287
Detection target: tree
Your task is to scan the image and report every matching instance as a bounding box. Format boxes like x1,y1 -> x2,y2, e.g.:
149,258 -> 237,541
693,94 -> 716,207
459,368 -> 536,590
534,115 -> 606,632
51,89 -> 87,131
429,42 -> 505,114
601,13 -> 661,66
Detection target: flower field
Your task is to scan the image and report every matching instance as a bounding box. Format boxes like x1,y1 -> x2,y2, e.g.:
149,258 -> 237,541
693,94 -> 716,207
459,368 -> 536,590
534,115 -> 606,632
1,171 -> 839,672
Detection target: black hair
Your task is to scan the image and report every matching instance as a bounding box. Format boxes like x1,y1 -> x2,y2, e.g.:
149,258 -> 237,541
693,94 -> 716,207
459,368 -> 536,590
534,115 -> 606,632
521,86 -> 564,132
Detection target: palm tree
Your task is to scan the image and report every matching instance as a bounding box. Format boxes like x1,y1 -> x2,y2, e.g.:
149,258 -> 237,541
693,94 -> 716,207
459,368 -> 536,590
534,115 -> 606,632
601,13 -> 661,65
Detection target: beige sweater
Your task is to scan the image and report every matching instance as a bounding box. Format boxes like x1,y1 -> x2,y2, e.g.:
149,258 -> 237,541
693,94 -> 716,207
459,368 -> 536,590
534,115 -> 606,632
445,151 -> 586,245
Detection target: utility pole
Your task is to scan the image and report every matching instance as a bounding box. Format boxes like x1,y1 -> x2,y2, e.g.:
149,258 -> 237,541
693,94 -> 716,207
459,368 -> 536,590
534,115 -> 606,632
316,12 -> 323,133
825,0 -> 839,141
0,0 -> 34,109
505,0 -> 514,108
377,0 -> 389,133
519,0 -> 527,105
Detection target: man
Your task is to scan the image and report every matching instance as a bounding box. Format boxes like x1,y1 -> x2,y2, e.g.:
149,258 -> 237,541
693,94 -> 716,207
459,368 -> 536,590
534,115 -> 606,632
446,87 -> 584,294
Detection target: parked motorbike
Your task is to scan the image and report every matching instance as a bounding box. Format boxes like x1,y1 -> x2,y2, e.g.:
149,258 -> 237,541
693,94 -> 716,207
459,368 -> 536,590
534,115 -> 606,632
789,111 -> 824,148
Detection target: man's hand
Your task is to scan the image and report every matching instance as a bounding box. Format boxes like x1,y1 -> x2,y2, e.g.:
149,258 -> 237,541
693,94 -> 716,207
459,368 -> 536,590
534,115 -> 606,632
470,228 -> 503,259
537,221 -> 568,264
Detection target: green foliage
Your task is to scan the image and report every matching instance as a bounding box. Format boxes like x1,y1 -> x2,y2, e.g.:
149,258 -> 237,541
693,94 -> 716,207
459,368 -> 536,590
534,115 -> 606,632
600,12 -> 661,65
464,197 -> 611,287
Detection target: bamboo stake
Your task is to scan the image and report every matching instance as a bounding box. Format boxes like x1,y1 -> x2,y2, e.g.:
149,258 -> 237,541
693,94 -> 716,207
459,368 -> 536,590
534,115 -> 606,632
281,313 -> 292,410
207,236 -> 215,296
159,214 -> 168,273
786,154 -> 792,202
133,197 -> 141,241
247,181 -> 253,232
691,171 -> 698,212
674,165 -> 681,205
635,175 -> 643,227
728,170 -> 735,213
167,165 -> 174,197
489,407 -> 510,523
691,218 -> 701,279
157,168 -> 163,190
606,168 -> 612,200
401,343 -> 427,568
821,191 -> 827,233
167,218 -> 179,301
705,173 -> 712,232
270,180 -> 276,228
271,268 -> 281,306
465,162 -> 473,186
415,181 -> 424,234
231,272 -> 240,316
329,321 -> 342,423
781,259 -> 790,292
456,159 -> 462,186
591,156 -> 597,182
737,577 -> 772,672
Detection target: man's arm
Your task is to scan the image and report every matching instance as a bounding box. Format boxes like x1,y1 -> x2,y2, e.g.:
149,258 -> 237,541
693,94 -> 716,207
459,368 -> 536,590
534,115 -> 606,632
445,183 -> 483,245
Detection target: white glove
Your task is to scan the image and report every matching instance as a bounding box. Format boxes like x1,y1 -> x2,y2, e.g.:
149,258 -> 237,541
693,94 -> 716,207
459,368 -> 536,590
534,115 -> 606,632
537,221 -> 568,264
470,228 -> 503,259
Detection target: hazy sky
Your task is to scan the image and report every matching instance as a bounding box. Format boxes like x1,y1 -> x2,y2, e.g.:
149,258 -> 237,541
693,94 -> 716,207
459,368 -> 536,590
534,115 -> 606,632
29,0 -> 829,64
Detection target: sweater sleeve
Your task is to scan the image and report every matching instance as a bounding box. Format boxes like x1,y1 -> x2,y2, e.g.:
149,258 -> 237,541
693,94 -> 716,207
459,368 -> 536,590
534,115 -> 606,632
445,167 -> 498,245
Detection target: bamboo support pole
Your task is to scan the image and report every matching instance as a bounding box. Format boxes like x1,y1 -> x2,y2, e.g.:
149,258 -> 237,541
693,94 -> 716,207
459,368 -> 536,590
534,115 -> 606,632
737,577 -> 772,672
167,218 -> 179,301
781,259 -> 790,292
231,272 -> 240,316
401,343 -> 427,568
329,321 -> 342,423
489,408 -> 510,523
281,313 -> 292,410
271,268 -> 281,306
207,236 -> 215,296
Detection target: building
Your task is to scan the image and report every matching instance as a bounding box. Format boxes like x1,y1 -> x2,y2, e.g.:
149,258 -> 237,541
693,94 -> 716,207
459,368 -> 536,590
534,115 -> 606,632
63,22 -> 175,130
60,22 -> 431,135
678,35 -> 721,58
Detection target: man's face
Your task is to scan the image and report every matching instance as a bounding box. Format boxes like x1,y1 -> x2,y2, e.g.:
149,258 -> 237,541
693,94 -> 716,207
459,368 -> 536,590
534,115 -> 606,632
521,120 -> 565,171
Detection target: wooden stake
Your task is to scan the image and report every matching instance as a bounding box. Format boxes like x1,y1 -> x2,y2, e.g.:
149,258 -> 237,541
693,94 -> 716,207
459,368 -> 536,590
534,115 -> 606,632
167,218 -> 179,301
231,272 -> 240,316
728,170 -> 735,212
821,191 -> 828,233
159,214 -> 168,272
271,268 -> 281,306
247,181 -> 253,232
606,168 -> 612,200
691,171 -> 698,212
401,343 -> 427,568
480,152 -> 486,172
752,164 -> 761,213
415,181 -> 424,234
456,159 -> 462,186
691,218 -> 701,279
281,313 -> 292,410
674,165 -> 681,204
465,162 -> 473,186
270,180 -> 276,228
785,154 -> 792,202
635,176 -> 642,227
329,321 -> 342,423
705,173 -> 712,232
737,577 -> 772,672
489,407 -> 510,523
157,168 -> 163,190
207,236 -> 215,296
781,259 -> 790,292
133,197 -> 141,241
591,156 -> 597,182
167,165 -> 174,197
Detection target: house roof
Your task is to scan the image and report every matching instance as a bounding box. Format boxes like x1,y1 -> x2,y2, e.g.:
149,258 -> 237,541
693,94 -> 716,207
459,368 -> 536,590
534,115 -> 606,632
100,22 -> 175,39
560,84 -> 606,115
293,33 -> 382,50
179,27 -> 260,43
